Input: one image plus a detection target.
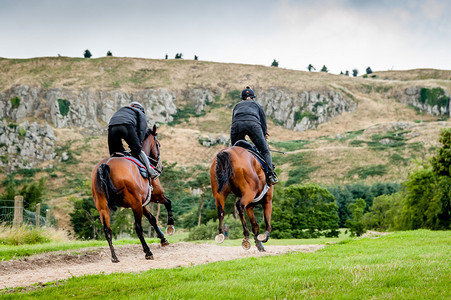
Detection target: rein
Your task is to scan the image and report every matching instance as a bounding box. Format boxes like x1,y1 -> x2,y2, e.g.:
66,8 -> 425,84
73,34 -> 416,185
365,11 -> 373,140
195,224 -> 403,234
147,136 -> 162,172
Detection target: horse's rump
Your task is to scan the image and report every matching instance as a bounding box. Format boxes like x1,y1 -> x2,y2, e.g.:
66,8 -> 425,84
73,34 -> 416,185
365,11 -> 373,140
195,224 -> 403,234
96,163 -> 123,211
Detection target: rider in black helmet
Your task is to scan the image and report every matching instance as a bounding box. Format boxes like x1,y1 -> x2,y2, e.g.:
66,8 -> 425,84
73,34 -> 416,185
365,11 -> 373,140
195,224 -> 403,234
108,102 -> 159,179
230,87 -> 278,185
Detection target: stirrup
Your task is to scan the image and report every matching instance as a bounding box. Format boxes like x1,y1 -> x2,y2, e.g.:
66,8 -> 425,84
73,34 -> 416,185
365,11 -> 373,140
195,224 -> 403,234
267,173 -> 279,185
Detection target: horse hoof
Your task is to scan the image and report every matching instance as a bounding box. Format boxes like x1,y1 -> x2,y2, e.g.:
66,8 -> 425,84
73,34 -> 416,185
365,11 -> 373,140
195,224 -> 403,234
257,234 -> 267,242
111,258 -> 120,263
215,234 -> 225,244
161,239 -> 170,247
241,239 -> 251,250
166,225 -> 175,236
145,254 -> 154,260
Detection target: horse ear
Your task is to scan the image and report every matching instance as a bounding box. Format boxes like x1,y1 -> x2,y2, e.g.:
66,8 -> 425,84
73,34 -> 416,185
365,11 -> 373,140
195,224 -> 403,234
152,124 -> 157,135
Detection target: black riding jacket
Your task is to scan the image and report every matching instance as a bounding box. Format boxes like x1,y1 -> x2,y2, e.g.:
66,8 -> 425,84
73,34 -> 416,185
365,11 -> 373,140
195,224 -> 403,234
108,106 -> 147,141
231,100 -> 267,135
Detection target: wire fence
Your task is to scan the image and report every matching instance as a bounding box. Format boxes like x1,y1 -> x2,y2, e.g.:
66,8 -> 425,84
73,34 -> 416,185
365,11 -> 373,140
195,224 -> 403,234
0,198 -> 52,227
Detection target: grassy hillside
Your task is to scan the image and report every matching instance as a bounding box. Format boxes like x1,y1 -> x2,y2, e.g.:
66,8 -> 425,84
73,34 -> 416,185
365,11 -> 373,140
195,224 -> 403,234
0,57 -> 450,229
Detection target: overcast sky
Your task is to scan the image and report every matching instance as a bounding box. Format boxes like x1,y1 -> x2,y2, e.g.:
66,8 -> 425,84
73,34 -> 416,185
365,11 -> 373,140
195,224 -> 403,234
1,0 -> 450,74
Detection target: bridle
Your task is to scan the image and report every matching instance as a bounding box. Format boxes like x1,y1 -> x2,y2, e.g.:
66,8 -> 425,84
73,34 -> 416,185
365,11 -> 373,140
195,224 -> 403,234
148,135 -> 162,172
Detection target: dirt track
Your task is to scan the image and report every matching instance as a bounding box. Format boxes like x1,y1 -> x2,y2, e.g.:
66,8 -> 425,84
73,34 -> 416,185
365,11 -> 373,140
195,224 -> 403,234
0,242 -> 324,290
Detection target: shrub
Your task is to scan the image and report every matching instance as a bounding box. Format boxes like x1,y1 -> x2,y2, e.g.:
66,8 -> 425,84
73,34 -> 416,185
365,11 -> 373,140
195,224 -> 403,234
10,97 -> 20,109
419,87 -> 449,108
294,110 -> 318,122
346,164 -> 387,179
0,224 -> 69,245
227,89 -> 241,100
18,126 -> 26,137
57,98 -> 71,116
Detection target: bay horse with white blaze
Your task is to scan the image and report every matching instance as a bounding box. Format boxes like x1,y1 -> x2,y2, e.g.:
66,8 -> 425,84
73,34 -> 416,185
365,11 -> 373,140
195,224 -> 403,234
91,125 -> 174,263
210,145 -> 274,251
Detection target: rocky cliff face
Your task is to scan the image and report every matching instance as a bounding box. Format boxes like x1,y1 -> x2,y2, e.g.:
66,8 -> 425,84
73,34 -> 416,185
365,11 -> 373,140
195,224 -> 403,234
257,88 -> 357,131
0,84 -> 357,167
398,86 -> 450,116
0,120 -> 56,170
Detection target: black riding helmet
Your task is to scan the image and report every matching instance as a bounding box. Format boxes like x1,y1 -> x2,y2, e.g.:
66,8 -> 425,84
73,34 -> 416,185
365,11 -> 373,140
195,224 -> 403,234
130,102 -> 145,114
241,86 -> 255,100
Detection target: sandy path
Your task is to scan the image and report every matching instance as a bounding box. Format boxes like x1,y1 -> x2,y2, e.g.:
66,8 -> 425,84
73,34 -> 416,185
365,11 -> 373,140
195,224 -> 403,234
0,242 -> 324,290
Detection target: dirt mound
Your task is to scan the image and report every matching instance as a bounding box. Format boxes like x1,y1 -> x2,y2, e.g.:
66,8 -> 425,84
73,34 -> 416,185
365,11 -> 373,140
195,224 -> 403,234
0,242 -> 324,290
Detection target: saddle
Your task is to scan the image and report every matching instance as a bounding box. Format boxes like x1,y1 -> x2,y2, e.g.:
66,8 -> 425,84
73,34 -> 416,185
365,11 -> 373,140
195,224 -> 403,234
233,140 -> 270,174
111,152 -> 148,179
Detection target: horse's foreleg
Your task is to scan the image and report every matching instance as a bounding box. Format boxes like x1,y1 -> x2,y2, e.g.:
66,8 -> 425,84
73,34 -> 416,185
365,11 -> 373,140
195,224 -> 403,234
258,200 -> 272,243
245,205 -> 265,252
100,211 -> 119,263
163,196 -> 175,235
133,210 -> 154,260
143,207 -> 169,246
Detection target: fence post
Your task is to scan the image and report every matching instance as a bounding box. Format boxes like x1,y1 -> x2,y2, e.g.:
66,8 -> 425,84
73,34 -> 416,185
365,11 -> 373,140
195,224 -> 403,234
46,209 -> 50,227
13,195 -> 23,227
35,203 -> 41,228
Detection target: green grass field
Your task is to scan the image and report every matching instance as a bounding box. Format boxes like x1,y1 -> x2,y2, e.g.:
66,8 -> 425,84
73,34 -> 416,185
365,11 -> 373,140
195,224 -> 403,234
1,230 -> 450,299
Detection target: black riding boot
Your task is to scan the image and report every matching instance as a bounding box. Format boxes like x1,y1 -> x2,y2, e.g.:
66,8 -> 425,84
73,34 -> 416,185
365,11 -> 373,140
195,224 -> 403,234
267,167 -> 279,185
138,151 -> 160,179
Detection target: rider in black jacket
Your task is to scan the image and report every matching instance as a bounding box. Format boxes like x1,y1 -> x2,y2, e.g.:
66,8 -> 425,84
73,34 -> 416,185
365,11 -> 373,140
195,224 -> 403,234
231,87 -> 278,185
108,102 -> 159,179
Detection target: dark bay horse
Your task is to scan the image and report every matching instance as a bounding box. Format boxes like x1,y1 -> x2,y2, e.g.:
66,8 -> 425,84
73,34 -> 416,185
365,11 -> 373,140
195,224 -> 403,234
91,125 -> 173,263
210,145 -> 274,251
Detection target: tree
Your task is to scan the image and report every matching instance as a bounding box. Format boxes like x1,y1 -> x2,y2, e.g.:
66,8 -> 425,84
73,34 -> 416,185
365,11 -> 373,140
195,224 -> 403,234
69,196 -> 102,239
271,59 -> 279,67
345,70 -> 350,76
431,128 -> 451,177
366,67 -> 372,74
352,69 -> 359,77
345,198 -> 366,236
307,64 -> 315,72
165,54 -> 168,59
194,55 -> 198,60
401,166 -> 437,229
106,51 -> 112,56
320,65 -> 328,72
84,49 -> 92,58
271,183 -> 339,239
363,193 -> 403,231
175,53 -> 183,59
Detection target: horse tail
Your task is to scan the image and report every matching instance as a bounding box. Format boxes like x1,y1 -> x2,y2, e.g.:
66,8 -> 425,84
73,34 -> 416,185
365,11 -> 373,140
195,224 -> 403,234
215,151 -> 234,193
96,163 -> 121,211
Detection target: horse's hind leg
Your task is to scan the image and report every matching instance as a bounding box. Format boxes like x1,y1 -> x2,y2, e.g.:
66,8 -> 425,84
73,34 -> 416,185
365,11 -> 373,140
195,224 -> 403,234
143,207 -> 169,246
132,209 -> 154,260
235,199 -> 251,250
213,193 -> 227,244
245,205 -> 265,252
100,210 -> 119,263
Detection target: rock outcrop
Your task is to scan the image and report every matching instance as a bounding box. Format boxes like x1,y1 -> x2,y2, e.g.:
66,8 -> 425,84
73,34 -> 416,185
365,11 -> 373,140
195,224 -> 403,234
257,88 -> 357,131
398,86 -> 450,116
0,120 -> 56,169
